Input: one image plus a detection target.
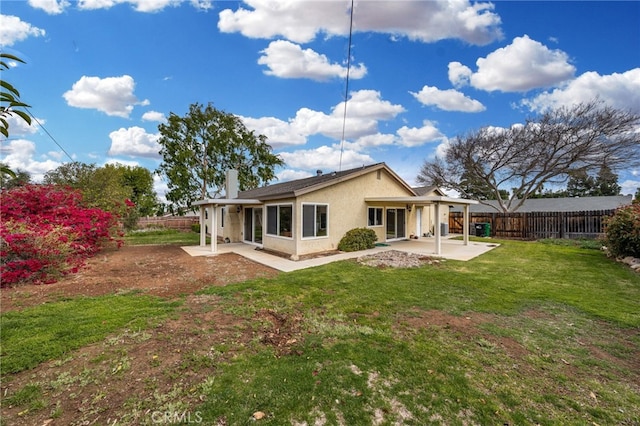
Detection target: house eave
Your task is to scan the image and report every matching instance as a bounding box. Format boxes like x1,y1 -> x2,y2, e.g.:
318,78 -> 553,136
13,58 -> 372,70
193,198 -> 262,206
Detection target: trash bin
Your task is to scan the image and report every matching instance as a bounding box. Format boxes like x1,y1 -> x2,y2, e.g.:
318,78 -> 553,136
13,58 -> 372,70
440,223 -> 449,236
474,223 -> 490,237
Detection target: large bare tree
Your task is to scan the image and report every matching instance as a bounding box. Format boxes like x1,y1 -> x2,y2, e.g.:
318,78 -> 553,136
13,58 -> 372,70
418,101 -> 640,212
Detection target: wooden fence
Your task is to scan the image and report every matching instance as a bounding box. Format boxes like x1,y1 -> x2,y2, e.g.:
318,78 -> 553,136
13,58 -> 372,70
137,216 -> 199,231
449,209 -> 616,240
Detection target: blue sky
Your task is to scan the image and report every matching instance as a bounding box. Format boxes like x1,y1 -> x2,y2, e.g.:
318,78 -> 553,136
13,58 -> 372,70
1,0 -> 639,201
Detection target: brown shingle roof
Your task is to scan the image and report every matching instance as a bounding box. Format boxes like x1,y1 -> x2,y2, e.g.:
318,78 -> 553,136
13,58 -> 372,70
413,185 -> 445,196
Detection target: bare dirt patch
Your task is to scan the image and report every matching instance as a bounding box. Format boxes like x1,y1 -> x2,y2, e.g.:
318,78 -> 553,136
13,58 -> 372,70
1,244 -> 279,311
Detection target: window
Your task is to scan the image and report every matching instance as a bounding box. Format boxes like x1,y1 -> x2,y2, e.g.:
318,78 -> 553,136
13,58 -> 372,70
302,204 -> 328,238
368,207 -> 383,226
266,204 -> 293,237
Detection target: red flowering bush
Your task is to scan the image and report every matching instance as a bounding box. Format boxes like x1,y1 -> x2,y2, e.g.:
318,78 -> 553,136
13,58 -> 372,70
1,184 -> 122,287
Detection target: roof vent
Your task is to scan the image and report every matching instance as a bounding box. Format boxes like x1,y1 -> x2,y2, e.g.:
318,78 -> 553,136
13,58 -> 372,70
316,170 -> 323,176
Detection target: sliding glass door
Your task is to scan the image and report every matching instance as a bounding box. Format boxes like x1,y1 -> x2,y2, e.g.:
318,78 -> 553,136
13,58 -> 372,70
386,208 -> 406,240
243,207 -> 263,244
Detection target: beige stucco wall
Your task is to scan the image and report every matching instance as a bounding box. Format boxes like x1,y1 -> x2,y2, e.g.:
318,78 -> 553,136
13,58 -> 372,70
416,197 -> 450,237
218,206 -> 242,242
215,168 -> 451,258
293,168 -> 415,257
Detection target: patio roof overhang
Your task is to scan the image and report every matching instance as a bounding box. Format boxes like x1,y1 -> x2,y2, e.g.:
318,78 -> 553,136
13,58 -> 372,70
365,195 -> 478,256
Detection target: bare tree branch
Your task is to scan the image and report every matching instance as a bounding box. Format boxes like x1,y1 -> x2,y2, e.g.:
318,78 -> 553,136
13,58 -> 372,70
418,100 -> 640,212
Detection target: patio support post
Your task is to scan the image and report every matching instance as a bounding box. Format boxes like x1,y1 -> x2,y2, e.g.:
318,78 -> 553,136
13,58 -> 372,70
199,206 -> 206,247
463,204 -> 470,246
434,202 -> 442,255
210,205 -> 217,253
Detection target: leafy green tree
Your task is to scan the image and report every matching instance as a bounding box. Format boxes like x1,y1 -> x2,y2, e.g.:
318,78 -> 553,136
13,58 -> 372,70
44,162 -> 131,216
43,162 -> 158,228
156,102 -> 284,213
635,188 -> 640,203
593,163 -> 621,196
418,101 -> 640,212
43,162 -> 96,190
119,165 -> 158,216
566,169 -> 595,197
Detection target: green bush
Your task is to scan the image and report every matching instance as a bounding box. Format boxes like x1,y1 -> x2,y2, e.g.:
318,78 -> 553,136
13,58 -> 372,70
604,203 -> 640,258
191,223 -> 201,233
338,227 -> 378,252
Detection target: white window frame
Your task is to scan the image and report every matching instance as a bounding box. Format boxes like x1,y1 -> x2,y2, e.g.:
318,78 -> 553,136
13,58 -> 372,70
266,203 -> 293,239
368,207 -> 383,227
301,203 -> 329,239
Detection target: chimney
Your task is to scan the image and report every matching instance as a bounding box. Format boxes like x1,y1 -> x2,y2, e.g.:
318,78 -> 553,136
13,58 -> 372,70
316,170 -> 323,176
225,169 -> 238,199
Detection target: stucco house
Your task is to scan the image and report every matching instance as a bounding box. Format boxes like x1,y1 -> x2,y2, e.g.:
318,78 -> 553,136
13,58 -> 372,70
194,162 -> 477,259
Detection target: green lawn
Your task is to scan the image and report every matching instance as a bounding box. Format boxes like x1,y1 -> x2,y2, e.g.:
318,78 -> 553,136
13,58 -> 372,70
2,237 -> 639,425
0,295 -> 178,375
124,228 -> 203,245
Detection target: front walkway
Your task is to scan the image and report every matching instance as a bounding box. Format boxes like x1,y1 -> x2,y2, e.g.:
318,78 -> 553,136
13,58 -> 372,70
182,236 -> 499,272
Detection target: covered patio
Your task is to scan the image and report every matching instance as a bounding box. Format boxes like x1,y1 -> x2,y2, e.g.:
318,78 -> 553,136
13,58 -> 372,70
364,195 -> 479,255
182,234 -> 498,272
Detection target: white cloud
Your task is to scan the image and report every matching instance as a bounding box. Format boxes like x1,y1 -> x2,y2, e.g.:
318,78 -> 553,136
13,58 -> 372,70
219,0 -> 502,45
620,179 -> 640,197
240,116 -> 307,148
523,68 -> 640,113
0,15 -> 46,46
242,89 -> 405,144
462,35 -> 575,92
0,139 -> 61,181
2,114 -> 41,136
78,0 -> 181,12
27,0 -> 211,13
107,126 -> 161,158
448,61 -> 473,88
396,120 -> 446,147
334,90 -> 405,120
189,0 -> 214,11
276,168 -> 313,182
141,110 -> 166,122
435,138 -> 452,160
258,40 -> 366,81
27,0 -> 70,14
279,145 -> 373,172
350,133 -> 396,149
63,75 -> 146,118
410,85 -> 485,112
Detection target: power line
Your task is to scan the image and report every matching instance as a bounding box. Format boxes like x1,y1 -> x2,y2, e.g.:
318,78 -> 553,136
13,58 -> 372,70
338,0 -> 355,172
25,107 -> 74,162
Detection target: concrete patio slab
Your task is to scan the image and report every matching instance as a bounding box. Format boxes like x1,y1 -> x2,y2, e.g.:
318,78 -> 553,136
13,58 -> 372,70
182,236 -> 499,272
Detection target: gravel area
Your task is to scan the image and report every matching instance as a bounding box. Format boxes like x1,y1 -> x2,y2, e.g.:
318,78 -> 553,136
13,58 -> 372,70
357,250 -> 442,268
